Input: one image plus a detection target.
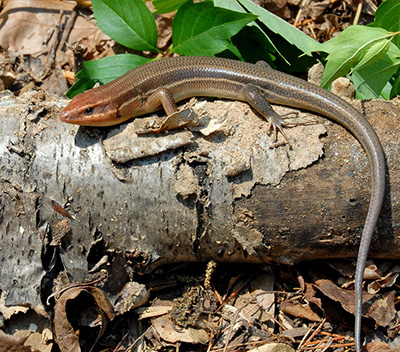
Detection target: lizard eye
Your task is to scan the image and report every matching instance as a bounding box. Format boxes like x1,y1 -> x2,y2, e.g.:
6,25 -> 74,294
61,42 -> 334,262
84,107 -> 95,115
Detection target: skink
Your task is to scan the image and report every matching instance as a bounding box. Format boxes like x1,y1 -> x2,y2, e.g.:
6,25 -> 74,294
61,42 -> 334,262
60,56 -> 385,351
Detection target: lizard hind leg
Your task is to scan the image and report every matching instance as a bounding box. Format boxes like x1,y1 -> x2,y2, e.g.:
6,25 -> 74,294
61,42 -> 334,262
242,84 -> 318,148
241,84 -> 291,147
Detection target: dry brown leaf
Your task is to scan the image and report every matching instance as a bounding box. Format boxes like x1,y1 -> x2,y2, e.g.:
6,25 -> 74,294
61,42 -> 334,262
251,342 -> 295,352
0,1 -> 107,56
0,1 -> 73,55
138,108 -> 201,134
307,0 -> 332,20
219,304 -> 255,342
155,14 -> 173,51
256,290 -> 275,323
264,0 -> 291,19
326,260 -> 356,278
53,288 -> 84,352
363,261 -> 382,280
53,286 -> 114,352
152,314 -> 209,344
367,291 -> 396,328
89,286 -> 115,322
114,282 -> 150,315
14,329 -> 53,352
368,265 -> 400,294
231,289 -> 275,332
136,305 -> 172,320
51,219 -> 71,246
280,301 -> 321,322
364,341 -> 400,352
315,279 -> 374,315
304,282 -> 323,310
0,330 -> 30,352
0,0 -> 110,94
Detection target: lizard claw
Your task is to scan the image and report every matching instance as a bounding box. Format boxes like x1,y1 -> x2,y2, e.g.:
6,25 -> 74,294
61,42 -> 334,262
268,120 -> 292,149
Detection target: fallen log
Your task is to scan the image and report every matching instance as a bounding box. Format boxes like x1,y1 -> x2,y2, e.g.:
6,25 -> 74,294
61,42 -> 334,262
0,90 -> 398,306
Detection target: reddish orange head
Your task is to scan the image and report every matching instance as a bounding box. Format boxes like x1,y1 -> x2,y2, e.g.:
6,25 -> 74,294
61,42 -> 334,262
60,89 -> 122,127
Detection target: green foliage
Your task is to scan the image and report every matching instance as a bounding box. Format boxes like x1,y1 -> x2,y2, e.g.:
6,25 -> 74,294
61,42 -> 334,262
69,0 -> 400,100
91,0 -> 159,52
218,0 -> 321,56
391,72 -> 400,99
371,0 -> 400,48
66,54 -> 154,98
315,0 -> 400,99
171,1 -> 257,56
153,0 -> 189,14
318,26 -> 400,99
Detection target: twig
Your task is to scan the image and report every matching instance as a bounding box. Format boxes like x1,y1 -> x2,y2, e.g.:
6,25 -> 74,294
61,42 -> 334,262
353,0 -> 363,25
294,0 -> 308,27
297,318 -> 326,352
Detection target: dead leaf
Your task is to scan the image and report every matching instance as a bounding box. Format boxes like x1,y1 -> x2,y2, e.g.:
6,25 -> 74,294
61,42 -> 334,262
326,259 -> 356,278
303,282 -> 323,310
280,301 -> 321,322
315,279 -> 374,315
136,305 -> 172,320
256,290 -> 276,322
0,292 -> 30,320
152,304 -> 209,344
53,286 -> 114,352
0,0 -> 110,94
363,261 -> 382,280
219,304 -> 252,341
364,341 -> 400,351
51,220 -> 71,246
0,1 -> 107,56
154,315 -> 210,344
0,330 -> 30,352
137,108 -> 201,133
367,291 -> 396,328
155,13 -> 173,51
251,342 -> 296,352
281,326 -> 311,339
14,329 -> 53,352
114,281 -> 150,315
368,265 -> 400,294
231,290 -> 275,333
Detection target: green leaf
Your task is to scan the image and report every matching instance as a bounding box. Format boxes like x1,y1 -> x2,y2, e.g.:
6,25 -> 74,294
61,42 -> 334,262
225,41 -> 244,60
390,72 -> 400,99
319,26 -> 395,88
236,0 -> 321,56
170,1 -> 257,56
66,54 -> 154,98
214,0 -> 245,12
153,0 -> 189,14
350,38 -> 391,74
380,80 -> 394,100
92,0 -> 159,52
229,25 -> 275,63
352,43 -> 400,99
214,0 -> 278,62
371,0 -> 400,48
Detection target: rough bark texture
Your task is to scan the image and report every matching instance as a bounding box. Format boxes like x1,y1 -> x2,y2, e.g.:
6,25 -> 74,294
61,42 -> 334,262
0,90 -> 399,307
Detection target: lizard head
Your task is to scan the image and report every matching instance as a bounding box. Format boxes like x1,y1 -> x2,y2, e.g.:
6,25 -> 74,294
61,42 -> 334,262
60,89 -> 122,127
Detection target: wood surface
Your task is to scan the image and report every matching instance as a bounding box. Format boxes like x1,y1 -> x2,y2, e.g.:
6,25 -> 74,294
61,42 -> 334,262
0,91 -> 399,306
